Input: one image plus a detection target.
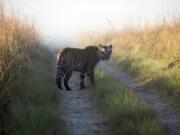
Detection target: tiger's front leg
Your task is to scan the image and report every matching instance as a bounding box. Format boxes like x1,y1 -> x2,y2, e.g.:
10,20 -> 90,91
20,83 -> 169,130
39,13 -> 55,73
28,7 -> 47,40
90,70 -> 95,85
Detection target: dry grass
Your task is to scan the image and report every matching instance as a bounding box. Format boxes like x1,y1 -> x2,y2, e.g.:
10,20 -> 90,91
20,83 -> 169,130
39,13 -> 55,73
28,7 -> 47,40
79,18 -> 180,62
78,17 -> 180,105
0,1 -> 41,133
0,2 -> 40,105
0,2 -> 65,134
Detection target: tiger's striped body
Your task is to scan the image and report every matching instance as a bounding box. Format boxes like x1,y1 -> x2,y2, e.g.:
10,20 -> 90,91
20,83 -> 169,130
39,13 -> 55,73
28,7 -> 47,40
57,46 -> 98,72
56,45 -> 112,90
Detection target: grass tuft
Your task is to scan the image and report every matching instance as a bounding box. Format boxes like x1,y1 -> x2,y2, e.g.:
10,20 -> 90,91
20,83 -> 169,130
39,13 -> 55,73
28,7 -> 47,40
94,68 -> 167,135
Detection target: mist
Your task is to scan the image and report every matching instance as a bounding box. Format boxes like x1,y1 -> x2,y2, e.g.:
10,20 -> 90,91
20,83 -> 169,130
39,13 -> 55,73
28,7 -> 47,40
5,0 -> 180,46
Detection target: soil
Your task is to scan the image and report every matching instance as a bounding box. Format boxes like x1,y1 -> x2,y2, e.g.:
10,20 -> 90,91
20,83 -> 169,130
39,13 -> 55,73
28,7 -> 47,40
59,72 -> 111,135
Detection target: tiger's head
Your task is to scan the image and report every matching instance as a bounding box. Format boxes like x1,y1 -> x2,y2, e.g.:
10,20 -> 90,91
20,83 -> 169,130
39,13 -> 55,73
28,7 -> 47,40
97,44 -> 112,61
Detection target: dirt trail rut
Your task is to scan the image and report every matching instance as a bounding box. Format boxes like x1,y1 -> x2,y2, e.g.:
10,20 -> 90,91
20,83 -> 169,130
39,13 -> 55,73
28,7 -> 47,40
60,73 -> 110,135
100,62 -> 180,135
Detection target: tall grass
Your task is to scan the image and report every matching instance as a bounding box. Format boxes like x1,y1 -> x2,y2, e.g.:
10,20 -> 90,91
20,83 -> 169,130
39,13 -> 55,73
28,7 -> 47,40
0,2 -> 40,133
78,18 -> 180,106
8,47 -> 65,135
79,18 -> 180,61
0,2 -> 67,134
93,68 -> 167,135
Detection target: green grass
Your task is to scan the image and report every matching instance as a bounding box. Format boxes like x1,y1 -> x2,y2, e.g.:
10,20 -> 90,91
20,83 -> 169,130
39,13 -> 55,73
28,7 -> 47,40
112,52 -> 180,106
93,67 -> 167,135
7,47 -> 67,135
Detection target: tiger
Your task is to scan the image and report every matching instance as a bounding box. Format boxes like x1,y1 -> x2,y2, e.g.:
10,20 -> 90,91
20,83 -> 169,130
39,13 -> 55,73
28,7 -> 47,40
56,44 -> 112,90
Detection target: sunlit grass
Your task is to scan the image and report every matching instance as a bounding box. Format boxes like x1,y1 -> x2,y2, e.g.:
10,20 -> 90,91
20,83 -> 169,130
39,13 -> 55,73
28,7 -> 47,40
78,18 -> 180,106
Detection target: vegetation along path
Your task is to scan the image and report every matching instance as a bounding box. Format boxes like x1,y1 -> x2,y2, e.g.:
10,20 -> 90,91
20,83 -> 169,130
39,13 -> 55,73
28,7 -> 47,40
59,72 -> 111,135
100,62 -> 180,135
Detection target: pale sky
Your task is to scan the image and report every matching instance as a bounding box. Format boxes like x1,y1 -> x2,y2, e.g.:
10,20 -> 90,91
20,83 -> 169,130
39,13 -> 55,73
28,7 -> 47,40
4,0 -> 180,45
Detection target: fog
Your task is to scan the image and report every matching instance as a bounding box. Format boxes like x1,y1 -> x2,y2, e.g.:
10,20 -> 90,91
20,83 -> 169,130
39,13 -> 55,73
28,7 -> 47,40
5,0 -> 180,46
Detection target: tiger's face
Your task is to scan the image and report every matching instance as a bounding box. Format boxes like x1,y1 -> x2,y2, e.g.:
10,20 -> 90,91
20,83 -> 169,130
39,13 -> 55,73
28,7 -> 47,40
97,44 -> 112,60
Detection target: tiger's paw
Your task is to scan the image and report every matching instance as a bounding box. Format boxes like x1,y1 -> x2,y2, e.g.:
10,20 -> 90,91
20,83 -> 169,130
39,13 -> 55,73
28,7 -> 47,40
80,85 -> 86,89
66,88 -> 72,91
57,85 -> 63,90
59,87 -> 63,90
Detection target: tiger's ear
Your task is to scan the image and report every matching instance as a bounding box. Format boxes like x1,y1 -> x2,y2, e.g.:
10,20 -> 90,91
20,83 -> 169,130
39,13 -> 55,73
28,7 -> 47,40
98,44 -> 105,51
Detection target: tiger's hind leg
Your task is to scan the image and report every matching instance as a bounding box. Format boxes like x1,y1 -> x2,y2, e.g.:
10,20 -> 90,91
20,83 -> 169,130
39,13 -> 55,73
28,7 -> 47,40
64,71 -> 72,91
80,72 -> 86,89
56,65 -> 64,90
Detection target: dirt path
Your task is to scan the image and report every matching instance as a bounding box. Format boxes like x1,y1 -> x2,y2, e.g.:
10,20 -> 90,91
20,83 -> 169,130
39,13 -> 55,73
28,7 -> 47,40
100,62 -> 180,135
60,72 -> 110,135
